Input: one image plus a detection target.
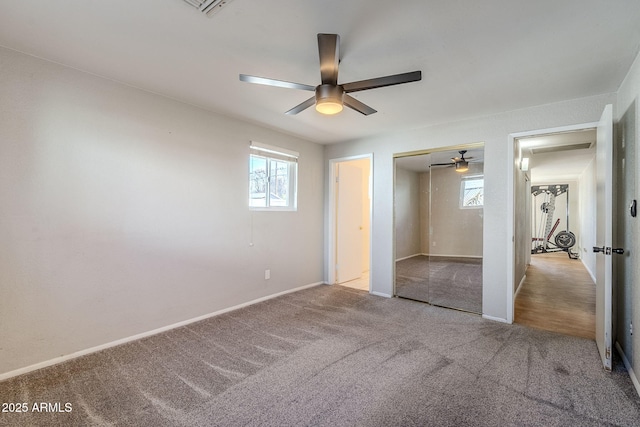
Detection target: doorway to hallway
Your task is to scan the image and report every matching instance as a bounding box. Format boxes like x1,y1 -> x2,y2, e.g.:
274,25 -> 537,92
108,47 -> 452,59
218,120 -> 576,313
512,127 -> 598,339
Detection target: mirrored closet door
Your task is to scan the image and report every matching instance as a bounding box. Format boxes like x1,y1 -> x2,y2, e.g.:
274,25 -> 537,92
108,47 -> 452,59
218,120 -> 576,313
394,146 -> 484,314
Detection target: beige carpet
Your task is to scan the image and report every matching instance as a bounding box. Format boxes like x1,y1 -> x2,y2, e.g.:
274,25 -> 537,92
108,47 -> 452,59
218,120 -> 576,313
0,284 -> 638,426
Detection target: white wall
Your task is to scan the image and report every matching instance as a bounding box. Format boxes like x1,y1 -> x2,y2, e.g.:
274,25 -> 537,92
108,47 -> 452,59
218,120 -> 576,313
0,47 -> 325,376
325,92 -> 615,322
578,160 -> 597,280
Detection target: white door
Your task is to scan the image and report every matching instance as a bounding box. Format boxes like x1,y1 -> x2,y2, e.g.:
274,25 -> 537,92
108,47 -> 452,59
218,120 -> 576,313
336,163 -> 363,284
595,104 -> 613,371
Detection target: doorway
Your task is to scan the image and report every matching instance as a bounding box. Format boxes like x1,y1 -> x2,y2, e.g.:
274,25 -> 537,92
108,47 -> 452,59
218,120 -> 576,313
328,155 -> 372,291
394,144 -> 484,314
512,128 -> 598,337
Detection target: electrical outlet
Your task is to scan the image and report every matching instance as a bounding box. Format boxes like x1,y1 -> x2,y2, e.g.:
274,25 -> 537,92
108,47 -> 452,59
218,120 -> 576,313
265,269 -> 271,280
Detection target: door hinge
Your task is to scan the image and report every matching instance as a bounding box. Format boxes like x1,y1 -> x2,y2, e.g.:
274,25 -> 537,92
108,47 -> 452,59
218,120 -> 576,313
606,347 -> 611,360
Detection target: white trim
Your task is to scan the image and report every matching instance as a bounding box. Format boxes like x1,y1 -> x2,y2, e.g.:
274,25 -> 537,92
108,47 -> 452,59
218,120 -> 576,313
582,258 -> 597,283
482,314 -> 509,323
426,254 -> 483,259
0,281 -> 324,382
514,274 -> 527,299
507,134 -> 515,324
616,341 -> 640,397
395,253 -> 422,262
250,140 -> 299,158
370,291 -> 392,298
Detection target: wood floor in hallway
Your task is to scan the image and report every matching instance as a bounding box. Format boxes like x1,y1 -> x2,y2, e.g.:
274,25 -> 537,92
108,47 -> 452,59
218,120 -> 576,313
515,252 -> 595,340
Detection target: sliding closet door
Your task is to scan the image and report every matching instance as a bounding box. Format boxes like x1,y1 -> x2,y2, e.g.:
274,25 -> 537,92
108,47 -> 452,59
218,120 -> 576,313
394,147 -> 483,314
394,155 -> 430,302
428,149 -> 483,313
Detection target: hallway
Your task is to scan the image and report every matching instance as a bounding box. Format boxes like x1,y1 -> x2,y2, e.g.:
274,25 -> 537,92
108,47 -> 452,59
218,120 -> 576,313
515,252 -> 595,339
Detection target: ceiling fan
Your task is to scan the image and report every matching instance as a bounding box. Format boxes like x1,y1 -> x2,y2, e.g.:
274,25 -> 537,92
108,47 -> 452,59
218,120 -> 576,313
431,150 -> 474,172
239,33 -> 422,116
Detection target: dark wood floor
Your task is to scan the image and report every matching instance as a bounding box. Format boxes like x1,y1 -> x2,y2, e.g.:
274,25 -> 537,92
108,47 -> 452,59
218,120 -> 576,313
515,252 -> 595,340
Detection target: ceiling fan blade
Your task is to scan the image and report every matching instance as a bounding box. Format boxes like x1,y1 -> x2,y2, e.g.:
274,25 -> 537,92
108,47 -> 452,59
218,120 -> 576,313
318,33 -> 340,85
343,70 -> 422,93
239,74 -> 315,91
285,96 -> 316,115
343,94 -> 377,116
430,163 -> 454,166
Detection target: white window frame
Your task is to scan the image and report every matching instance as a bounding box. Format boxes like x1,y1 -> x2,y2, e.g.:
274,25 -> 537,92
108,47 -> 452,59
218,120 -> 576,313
249,142 -> 298,211
460,175 -> 484,209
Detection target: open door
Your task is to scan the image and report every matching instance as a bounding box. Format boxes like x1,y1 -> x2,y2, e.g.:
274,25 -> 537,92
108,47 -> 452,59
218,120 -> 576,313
594,104 -> 614,371
336,163 -> 364,283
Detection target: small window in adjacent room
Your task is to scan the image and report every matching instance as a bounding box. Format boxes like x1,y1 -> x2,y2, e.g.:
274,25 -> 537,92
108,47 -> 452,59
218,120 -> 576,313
249,142 -> 298,210
460,175 -> 484,208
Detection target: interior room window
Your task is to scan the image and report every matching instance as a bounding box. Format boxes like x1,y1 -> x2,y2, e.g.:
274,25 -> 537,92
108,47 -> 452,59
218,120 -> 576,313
249,142 -> 298,210
460,175 -> 484,208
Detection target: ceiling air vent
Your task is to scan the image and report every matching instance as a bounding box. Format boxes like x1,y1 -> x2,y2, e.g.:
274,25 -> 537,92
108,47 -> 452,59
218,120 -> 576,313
182,0 -> 234,17
530,142 -> 593,155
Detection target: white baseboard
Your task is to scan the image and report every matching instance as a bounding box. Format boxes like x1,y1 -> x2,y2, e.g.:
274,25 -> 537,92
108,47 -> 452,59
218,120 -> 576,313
582,259 -> 596,283
370,291 -> 392,298
395,253 -> 422,262
0,281 -> 324,382
396,253 -> 483,262
514,274 -> 527,299
427,254 -> 483,259
615,341 -> 640,398
482,314 -> 509,323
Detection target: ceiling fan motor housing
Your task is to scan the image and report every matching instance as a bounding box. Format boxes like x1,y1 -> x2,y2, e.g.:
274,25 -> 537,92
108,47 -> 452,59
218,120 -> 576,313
315,84 -> 344,115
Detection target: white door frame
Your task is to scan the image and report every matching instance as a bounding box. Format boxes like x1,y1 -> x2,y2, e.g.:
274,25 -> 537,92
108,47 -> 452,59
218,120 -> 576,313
327,154 -> 373,287
507,121 -> 598,324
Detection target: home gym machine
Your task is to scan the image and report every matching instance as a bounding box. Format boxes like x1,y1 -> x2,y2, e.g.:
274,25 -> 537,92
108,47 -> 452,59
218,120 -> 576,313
531,184 -> 579,259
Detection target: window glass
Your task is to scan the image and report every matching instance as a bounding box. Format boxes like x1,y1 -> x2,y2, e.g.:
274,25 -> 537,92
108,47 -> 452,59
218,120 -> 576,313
249,155 -> 268,207
249,142 -> 298,210
460,176 -> 484,208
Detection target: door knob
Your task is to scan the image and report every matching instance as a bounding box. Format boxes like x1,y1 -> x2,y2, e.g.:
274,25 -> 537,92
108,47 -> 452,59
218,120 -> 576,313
593,246 -> 605,253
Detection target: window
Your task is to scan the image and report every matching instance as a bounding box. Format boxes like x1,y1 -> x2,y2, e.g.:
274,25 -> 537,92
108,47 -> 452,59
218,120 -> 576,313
249,142 -> 298,210
460,175 -> 484,208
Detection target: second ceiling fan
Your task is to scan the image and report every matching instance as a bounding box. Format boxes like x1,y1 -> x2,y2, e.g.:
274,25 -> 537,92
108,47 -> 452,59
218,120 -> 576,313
431,150 -> 476,172
240,33 -> 421,116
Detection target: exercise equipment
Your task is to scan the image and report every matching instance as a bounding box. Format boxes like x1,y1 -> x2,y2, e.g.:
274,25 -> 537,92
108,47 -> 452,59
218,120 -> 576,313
531,184 -> 579,259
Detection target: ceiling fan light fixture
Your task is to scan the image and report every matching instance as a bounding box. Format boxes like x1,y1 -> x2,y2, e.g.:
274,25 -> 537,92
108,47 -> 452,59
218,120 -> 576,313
455,161 -> 469,172
315,84 -> 344,115
316,100 -> 343,115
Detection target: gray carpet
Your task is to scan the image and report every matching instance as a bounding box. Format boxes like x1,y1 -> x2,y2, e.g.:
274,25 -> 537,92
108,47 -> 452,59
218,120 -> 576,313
396,255 -> 483,313
1,285 -> 639,426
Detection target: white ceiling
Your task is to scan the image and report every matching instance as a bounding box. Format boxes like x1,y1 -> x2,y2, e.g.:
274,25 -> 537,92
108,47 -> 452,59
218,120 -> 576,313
1,0 -> 639,144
